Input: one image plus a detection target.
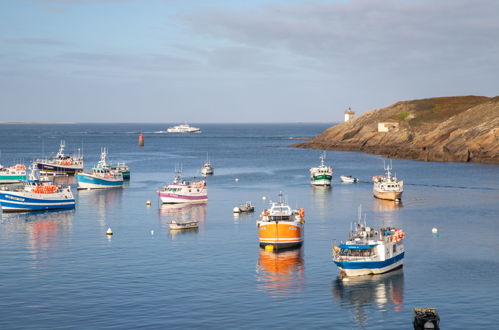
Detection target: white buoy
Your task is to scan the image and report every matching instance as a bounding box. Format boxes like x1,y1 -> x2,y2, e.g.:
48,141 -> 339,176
432,228 -> 438,234
235,178 -> 239,182
262,196 -> 267,200
146,200 -> 151,206
150,230 -> 154,235
233,207 -> 240,213
106,227 -> 113,236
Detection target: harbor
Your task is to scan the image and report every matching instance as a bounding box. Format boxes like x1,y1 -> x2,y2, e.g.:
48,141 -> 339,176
0,123 -> 498,329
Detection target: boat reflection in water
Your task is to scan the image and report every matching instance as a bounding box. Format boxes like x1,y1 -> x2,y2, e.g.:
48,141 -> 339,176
256,248 -> 304,297
372,198 -> 403,212
0,210 -> 75,267
159,203 -> 207,237
311,185 -> 332,217
332,268 -> 404,329
77,188 -> 123,227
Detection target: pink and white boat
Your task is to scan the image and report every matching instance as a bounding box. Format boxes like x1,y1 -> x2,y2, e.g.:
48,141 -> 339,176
157,172 -> 207,204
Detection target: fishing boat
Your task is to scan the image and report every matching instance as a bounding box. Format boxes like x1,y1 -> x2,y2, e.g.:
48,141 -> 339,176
310,153 -> 333,186
372,162 -> 403,201
0,164 -> 27,183
33,140 -> 84,175
340,175 -> 359,183
332,209 -> 405,277
166,123 -> 201,133
256,193 -> 305,249
76,148 -> 124,189
0,165 -> 75,212
200,154 -> 213,176
169,220 -> 199,230
157,170 -> 207,204
233,201 -> 255,213
109,162 -> 130,179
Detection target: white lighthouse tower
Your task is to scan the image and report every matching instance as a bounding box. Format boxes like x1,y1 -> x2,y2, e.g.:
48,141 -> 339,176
344,107 -> 355,122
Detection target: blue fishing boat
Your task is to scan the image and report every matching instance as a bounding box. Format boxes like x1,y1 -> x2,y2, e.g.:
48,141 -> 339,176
0,166 -> 75,212
76,148 -> 124,189
332,209 -> 405,277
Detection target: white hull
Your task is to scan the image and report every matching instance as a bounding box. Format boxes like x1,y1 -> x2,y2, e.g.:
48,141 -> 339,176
311,179 -> 331,186
373,189 -> 403,201
77,181 -> 123,189
337,259 -> 404,277
159,196 -> 208,204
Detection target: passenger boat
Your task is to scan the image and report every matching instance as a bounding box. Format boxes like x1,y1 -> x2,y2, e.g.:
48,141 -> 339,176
166,123 -> 201,133
310,153 -> 333,186
332,212 -> 405,277
76,148 -> 124,189
169,220 -> 199,230
0,165 -> 75,212
0,164 -> 27,183
233,201 -> 255,213
33,140 -> 84,175
372,162 -> 403,201
157,171 -> 207,204
200,154 -> 213,176
340,175 -> 359,183
256,193 -> 305,249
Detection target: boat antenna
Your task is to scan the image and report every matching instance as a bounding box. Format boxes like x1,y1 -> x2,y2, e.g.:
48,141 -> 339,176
357,204 -> 362,223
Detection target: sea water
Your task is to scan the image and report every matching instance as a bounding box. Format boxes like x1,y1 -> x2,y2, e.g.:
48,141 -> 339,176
0,123 -> 498,329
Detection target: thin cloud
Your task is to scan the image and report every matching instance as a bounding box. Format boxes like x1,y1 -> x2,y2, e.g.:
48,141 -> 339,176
5,38 -> 68,46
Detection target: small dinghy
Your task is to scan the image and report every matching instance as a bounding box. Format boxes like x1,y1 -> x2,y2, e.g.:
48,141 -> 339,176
340,175 -> 359,183
233,201 -> 255,213
169,220 -> 199,230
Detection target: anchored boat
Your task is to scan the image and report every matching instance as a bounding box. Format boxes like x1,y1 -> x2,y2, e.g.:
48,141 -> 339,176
233,201 -> 255,213
256,193 -> 305,249
310,153 -> 333,186
372,162 -> 403,201
33,140 -> 84,175
166,123 -> 201,133
0,165 -> 75,212
0,164 -> 27,183
169,220 -> 199,230
340,175 -> 359,183
201,154 -> 213,176
157,170 -> 207,204
76,148 -> 124,189
332,210 -> 405,276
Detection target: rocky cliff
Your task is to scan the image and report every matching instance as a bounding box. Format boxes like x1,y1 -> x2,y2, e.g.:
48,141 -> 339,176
293,96 -> 499,164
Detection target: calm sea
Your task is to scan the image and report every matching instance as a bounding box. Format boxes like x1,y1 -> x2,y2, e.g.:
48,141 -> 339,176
0,123 -> 498,329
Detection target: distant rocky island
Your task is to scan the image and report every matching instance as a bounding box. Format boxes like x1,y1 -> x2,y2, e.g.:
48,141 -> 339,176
293,96 -> 499,164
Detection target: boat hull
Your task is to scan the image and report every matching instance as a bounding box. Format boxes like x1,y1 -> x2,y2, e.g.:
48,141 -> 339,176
0,191 -> 76,212
0,175 -> 27,183
158,192 -> 208,204
35,162 -> 83,175
76,173 -> 123,189
334,252 -> 404,276
311,174 -> 332,186
258,222 -> 304,248
373,189 -> 403,201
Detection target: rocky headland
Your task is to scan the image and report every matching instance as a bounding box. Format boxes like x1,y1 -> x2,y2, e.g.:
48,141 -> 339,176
293,96 -> 499,164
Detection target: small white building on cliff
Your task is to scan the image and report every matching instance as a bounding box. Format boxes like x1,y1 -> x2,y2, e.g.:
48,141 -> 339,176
344,108 -> 355,122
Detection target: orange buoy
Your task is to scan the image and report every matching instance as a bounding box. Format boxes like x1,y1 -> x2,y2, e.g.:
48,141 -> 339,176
138,133 -> 144,146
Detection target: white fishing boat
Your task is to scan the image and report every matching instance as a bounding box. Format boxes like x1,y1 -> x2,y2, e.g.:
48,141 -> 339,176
200,154 -> 213,176
33,140 -> 84,175
76,148 -> 124,189
169,220 -> 199,230
157,169 -> 207,204
0,165 -> 75,212
256,193 -> 305,249
372,162 -> 403,201
340,175 -> 359,183
0,164 -> 27,183
233,201 -> 255,213
310,153 -> 333,186
332,208 -> 405,277
166,123 -> 201,133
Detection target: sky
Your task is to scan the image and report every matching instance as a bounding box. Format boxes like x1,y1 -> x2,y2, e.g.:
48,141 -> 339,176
0,0 -> 498,123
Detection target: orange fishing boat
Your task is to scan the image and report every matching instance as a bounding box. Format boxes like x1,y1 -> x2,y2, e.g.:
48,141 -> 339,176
256,193 -> 305,249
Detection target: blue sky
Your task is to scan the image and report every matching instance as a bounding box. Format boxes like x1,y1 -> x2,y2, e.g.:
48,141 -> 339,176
1,0 -> 498,123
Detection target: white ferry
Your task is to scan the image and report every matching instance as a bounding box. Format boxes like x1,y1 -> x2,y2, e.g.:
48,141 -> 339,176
332,212 -> 405,276
372,162 -> 403,201
166,123 -> 201,133
157,170 -> 207,204
0,165 -> 75,212
310,153 -> 333,186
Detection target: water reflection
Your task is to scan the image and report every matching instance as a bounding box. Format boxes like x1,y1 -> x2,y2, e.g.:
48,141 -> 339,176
159,203 -> 207,237
256,248 -> 304,297
332,268 -> 405,329
372,199 -> 403,212
77,188 -> 124,226
311,185 -> 332,218
1,210 -> 75,267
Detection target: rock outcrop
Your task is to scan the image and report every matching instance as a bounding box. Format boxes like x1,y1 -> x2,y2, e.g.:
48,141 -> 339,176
293,96 -> 499,164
